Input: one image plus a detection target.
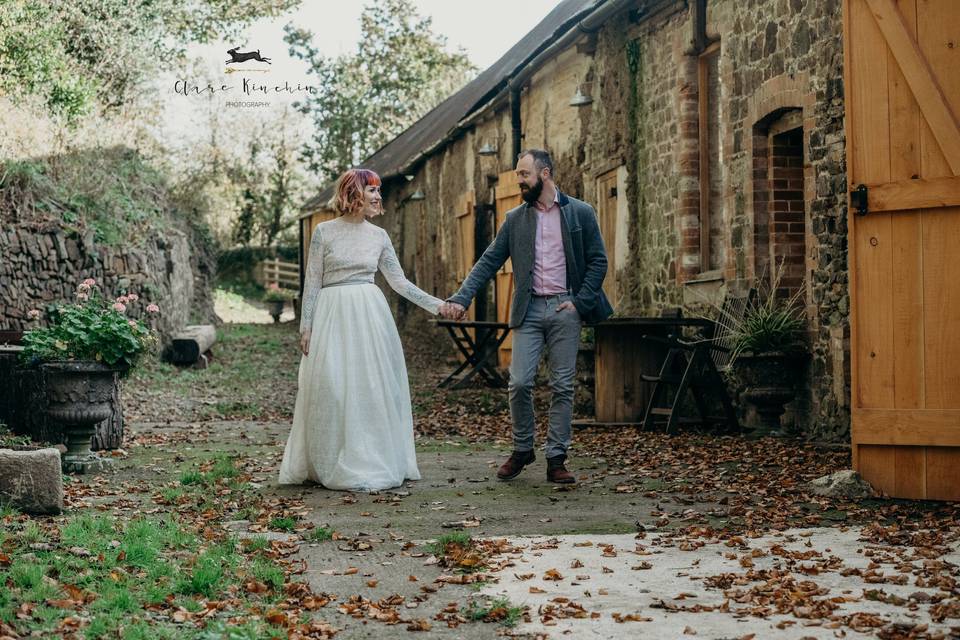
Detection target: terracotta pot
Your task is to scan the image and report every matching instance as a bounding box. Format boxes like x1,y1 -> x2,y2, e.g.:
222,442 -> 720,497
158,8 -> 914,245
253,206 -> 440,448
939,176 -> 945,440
41,361 -> 118,474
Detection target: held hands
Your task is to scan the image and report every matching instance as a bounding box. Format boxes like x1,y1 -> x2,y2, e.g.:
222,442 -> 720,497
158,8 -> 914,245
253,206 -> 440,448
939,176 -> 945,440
438,301 -> 467,320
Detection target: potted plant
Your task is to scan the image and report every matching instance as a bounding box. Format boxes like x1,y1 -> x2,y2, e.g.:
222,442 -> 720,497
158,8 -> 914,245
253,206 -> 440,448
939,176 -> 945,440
720,267 -> 809,436
20,278 -> 159,472
263,284 -> 294,323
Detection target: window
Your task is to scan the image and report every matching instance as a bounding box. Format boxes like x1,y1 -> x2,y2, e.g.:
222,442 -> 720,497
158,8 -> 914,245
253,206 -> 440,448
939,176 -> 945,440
698,41 -> 723,274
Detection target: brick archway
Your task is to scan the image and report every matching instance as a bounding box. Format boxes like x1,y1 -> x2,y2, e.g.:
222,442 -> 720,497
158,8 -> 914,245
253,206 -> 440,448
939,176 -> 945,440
746,72 -> 817,319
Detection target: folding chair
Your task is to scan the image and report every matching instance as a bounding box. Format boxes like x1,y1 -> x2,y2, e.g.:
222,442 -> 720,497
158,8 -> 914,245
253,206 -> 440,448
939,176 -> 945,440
640,292 -> 753,434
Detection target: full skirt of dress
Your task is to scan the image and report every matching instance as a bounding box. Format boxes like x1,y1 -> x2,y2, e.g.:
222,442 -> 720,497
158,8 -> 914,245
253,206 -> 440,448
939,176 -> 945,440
278,283 -> 421,490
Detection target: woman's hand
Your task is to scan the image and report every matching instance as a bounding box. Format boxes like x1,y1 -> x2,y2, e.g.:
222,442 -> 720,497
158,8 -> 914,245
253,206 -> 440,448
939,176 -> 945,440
300,331 -> 311,356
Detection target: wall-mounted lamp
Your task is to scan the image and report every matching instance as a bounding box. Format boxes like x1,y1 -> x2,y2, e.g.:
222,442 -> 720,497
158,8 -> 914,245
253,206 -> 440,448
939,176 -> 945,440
570,84 -> 593,107
570,78 -> 593,107
477,141 -> 498,156
401,188 -> 426,204
403,174 -> 415,182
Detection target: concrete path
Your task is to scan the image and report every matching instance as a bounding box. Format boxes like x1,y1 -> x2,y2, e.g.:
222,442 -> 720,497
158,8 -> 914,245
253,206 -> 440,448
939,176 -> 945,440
478,529 -> 960,638
119,421 -> 959,639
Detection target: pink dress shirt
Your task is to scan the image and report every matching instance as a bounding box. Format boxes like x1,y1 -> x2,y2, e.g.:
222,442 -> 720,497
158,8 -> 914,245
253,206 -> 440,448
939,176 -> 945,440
532,191 -> 568,295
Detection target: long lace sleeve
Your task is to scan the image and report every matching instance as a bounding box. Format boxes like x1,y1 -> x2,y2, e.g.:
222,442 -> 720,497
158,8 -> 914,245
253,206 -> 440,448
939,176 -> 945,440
299,225 -> 324,333
378,230 -> 442,315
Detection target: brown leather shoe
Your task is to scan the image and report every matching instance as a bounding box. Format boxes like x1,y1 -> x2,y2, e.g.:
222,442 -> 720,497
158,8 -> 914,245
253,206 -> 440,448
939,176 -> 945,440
546,456 -> 575,484
497,450 -> 535,480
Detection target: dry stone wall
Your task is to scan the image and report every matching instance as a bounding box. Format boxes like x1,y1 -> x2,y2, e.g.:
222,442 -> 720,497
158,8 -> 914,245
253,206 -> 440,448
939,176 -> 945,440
0,224 -> 216,341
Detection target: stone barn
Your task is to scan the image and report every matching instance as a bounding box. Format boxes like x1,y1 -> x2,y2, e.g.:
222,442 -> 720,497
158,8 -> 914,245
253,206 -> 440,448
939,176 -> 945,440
302,0 -> 850,441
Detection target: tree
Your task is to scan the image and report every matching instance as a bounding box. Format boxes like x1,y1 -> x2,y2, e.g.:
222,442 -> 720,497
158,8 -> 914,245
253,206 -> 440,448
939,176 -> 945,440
230,109 -> 306,247
285,0 -> 477,182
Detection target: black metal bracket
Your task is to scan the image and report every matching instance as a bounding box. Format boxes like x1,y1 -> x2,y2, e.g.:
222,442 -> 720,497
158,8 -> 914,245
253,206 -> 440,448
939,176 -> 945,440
851,184 -> 869,216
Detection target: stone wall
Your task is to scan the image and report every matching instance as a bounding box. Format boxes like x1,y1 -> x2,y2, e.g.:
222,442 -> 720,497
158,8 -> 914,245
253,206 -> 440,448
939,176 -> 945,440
0,223 -> 217,342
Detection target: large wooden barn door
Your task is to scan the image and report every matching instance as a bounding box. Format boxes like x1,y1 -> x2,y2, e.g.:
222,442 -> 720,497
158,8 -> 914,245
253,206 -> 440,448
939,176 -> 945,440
845,0 -> 960,499
495,170 -> 522,369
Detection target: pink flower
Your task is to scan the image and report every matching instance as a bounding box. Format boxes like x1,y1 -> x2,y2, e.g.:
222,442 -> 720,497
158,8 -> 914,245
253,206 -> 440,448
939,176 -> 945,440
77,283 -> 90,293
27,309 -> 41,320
76,292 -> 89,302
128,320 -> 138,328
126,293 -> 139,302
116,295 -> 129,304
82,278 -> 96,287
146,303 -> 160,313
112,302 -> 126,313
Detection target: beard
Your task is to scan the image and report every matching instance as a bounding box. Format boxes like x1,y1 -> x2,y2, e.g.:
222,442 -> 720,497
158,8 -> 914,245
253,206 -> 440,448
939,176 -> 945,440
520,177 -> 544,204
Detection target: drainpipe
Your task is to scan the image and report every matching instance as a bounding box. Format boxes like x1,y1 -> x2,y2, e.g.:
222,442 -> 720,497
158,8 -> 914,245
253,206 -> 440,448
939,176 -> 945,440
510,87 -> 522,161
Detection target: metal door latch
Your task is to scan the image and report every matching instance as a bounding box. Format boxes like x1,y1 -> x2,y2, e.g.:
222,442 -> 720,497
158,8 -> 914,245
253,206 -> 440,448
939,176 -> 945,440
850,184 -> 868,216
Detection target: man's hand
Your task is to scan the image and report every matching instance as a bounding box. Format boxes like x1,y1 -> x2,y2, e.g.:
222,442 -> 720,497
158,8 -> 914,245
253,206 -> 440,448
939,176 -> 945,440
439,302 -> 466,320
299,331 -> 311,356
556,301 -> 577,314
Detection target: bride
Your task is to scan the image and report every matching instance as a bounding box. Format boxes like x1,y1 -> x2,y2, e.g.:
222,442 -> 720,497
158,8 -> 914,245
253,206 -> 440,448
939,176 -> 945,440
278,168 -> 445,491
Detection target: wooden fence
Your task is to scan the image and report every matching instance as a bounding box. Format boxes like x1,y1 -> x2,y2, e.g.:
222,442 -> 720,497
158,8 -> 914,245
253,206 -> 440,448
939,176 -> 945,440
259,258 -> 299,291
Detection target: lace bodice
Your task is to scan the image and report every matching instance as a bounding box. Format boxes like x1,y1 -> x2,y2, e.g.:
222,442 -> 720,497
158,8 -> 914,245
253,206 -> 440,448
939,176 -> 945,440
300,217 -> 442,332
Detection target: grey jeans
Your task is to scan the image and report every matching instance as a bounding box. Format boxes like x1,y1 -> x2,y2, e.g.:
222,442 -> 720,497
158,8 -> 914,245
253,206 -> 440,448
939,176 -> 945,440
508,293 -> 581,459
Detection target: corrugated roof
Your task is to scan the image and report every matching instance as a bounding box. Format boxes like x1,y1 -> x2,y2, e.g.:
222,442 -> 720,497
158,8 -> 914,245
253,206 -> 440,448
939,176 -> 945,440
302,0 -> 603,214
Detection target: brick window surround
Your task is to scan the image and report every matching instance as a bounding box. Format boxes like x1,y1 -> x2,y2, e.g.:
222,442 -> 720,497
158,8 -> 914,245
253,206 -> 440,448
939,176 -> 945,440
745,73 -> 817,320
753,112 -> 805,298
677,41 -> 724,283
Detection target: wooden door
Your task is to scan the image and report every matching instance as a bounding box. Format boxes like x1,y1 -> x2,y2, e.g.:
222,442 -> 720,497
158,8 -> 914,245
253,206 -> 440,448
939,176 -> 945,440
596,169 -> 619,303
495,170 -> 522,368
455,192 -> 477,346
845,0 -> 960,499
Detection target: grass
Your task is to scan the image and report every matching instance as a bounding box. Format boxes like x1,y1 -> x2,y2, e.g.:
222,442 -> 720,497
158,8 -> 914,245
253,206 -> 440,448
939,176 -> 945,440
125,323 -> 298,423
269,516 -> 296,532
0,423 -> 31,448
462,597 -> 525,627
306,526 -> 333,542
428,531 -> 472,556
0,449 -> 300,638
243,535 -> 271,552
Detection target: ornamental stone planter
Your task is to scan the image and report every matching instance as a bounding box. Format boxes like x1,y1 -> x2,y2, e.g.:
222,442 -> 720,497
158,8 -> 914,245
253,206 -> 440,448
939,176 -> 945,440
267,300 -> 284,323
41,361 -> 119,474
735,351 -> 808,436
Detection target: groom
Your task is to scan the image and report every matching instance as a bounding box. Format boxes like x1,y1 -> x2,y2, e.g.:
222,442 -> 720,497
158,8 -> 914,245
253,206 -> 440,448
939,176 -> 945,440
441,149 -> 613,484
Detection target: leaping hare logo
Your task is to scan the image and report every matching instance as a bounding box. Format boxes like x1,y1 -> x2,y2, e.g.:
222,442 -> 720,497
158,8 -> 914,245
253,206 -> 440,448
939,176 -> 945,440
226,47 -> 271,64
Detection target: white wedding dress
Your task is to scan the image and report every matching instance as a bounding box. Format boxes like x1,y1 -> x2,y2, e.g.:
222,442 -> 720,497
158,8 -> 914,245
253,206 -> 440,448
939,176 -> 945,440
278,216 -> 442,491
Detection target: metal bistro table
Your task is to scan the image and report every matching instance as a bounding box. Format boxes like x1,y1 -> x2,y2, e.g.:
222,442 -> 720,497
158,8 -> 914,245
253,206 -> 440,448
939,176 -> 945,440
433,319 -> 511,390
579,316 -> 714,427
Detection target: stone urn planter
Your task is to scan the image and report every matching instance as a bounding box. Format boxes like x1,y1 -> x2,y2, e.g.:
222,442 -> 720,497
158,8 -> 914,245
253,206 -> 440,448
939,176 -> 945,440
268,300 -> 284,323
41,361 -> 119,473
735,351 -> 808,436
